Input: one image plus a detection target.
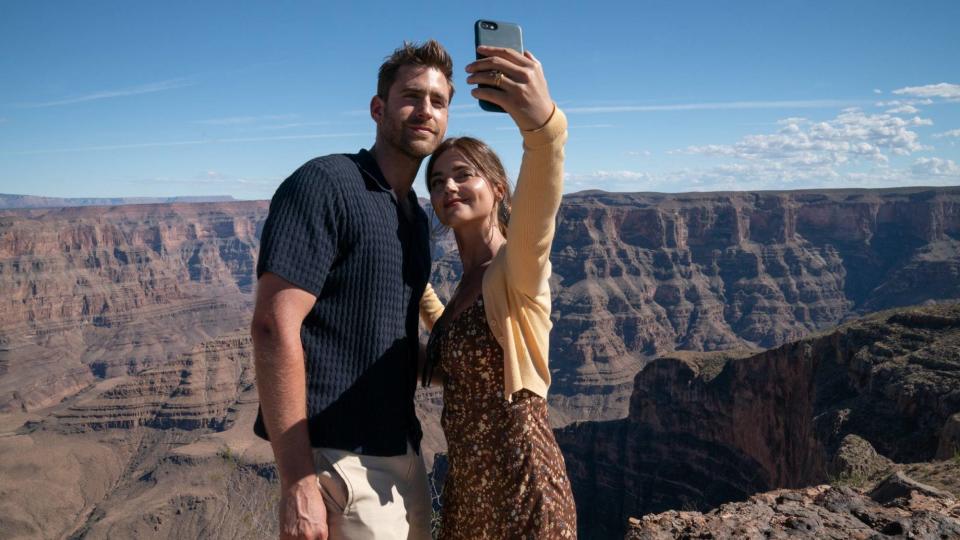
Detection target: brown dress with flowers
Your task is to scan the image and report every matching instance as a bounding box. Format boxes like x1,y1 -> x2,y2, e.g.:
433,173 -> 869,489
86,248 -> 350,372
428,294 -> 577,539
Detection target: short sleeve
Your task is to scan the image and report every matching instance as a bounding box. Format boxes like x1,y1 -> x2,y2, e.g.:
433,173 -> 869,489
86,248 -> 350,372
256,162 -> 341,297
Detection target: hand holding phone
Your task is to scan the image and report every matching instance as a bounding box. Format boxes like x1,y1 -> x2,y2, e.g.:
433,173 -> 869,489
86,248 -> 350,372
469,21 -> 554,130
474,20 -> 524,113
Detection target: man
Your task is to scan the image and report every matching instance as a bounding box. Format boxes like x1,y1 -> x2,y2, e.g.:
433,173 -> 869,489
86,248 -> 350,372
251,40 -> 453,540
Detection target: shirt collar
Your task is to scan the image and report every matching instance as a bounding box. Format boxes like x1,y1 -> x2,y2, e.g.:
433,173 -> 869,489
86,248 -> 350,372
353,148 -> 424,206
353,148 -> 392,193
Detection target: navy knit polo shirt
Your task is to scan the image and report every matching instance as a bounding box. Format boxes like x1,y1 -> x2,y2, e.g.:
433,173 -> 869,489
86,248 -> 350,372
253,148 -> 431,456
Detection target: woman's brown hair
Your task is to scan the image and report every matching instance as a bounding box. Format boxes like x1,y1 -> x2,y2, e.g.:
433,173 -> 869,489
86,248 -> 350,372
425,137 -> 513,236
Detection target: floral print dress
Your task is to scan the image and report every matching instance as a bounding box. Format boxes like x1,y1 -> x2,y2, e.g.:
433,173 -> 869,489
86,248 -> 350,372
428,294 -> 577,539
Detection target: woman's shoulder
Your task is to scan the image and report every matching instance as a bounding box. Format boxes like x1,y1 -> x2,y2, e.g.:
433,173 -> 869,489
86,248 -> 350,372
484,244 -> 551,296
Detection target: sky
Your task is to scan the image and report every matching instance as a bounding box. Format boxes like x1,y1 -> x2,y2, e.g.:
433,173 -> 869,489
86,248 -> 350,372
1,0 -> 959,200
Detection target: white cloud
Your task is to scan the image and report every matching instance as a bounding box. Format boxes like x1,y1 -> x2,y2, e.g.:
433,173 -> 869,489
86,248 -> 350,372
565,170 -> 654,192
876,98 -> 935,107
681,110 -> 932,168
873,88 -> 883,95
569,170 -> 651,181
128,171 -> 282,199
912,157 -> 960,177
18,79 -> 191,108
933,129 -> 960,139
137,171 -> 280,186
886,105 -> 919,115
563,88 -> 958,194
777,116 -> 808,126
571,124 -> 616,129
7,132 -> 372,155
499,123 -> 615,131
563,99 -> 864,114
578,106 -> 960,193
194,114 -> 299,125
892,83 -> 960,101
250,121 -> 333,131
566,160 -> 960,194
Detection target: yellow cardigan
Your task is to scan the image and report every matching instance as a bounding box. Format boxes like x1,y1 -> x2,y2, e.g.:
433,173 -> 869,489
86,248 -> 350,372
420,107 -> 568,401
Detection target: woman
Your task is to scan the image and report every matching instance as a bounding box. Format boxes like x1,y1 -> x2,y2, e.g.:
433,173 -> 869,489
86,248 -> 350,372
420,45 -> 576,539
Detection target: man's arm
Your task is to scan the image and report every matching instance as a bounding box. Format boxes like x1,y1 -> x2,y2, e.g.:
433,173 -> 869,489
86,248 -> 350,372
251,272 -> 327,540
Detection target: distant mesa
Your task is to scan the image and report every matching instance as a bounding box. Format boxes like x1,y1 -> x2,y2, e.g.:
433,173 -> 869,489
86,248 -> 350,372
0,193 -> 236,210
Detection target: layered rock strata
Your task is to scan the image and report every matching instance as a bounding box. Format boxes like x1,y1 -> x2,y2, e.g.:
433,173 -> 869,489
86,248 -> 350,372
0,202 -> 266,413
545,187 -> 960,423
556,302 -> 960,538
54,332 -> 254,432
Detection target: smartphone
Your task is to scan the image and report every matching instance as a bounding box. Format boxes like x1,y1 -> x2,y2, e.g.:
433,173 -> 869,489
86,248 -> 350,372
474,20 -> 524,113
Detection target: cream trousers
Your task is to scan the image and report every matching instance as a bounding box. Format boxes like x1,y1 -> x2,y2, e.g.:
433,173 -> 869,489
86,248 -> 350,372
313,442 -> 432,540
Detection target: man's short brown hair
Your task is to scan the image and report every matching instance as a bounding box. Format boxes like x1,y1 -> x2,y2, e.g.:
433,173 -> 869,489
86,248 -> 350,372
377,40 -> 454,102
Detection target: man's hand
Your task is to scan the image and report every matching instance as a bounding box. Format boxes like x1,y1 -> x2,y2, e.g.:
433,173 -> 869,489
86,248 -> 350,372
279,476 -> 329,540
251,273 -> 327,539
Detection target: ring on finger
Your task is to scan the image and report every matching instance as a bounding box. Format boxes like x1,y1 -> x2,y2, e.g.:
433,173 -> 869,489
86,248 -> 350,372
492,70 -> 504,89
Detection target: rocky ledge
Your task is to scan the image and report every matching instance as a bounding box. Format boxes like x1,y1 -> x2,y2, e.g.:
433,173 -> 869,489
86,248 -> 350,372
626,470 -> 960,539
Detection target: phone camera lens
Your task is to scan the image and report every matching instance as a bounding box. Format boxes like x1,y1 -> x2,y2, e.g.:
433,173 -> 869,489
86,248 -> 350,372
481,22 -> 497,30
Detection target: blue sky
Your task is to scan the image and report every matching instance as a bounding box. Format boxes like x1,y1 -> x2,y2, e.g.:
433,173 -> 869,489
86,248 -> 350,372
1,0 -> 958,199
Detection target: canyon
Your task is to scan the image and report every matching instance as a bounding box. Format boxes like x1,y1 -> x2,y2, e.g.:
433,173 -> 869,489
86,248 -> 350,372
557,302 -> 960,537
0,186 -> 958,538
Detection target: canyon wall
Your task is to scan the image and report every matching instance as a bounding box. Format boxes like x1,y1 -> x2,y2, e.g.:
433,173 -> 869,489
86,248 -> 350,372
542,187 -> 960,423
4,188 -> 957,422
0,202 -> 266,414
556,302 -> 960,538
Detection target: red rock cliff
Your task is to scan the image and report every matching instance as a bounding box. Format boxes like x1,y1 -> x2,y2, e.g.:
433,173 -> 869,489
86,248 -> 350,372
0,202 -> 267,413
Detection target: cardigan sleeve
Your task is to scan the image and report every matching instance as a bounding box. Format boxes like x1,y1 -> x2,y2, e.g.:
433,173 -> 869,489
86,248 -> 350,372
502,107 -> 568,297
419,283 -> 445,331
